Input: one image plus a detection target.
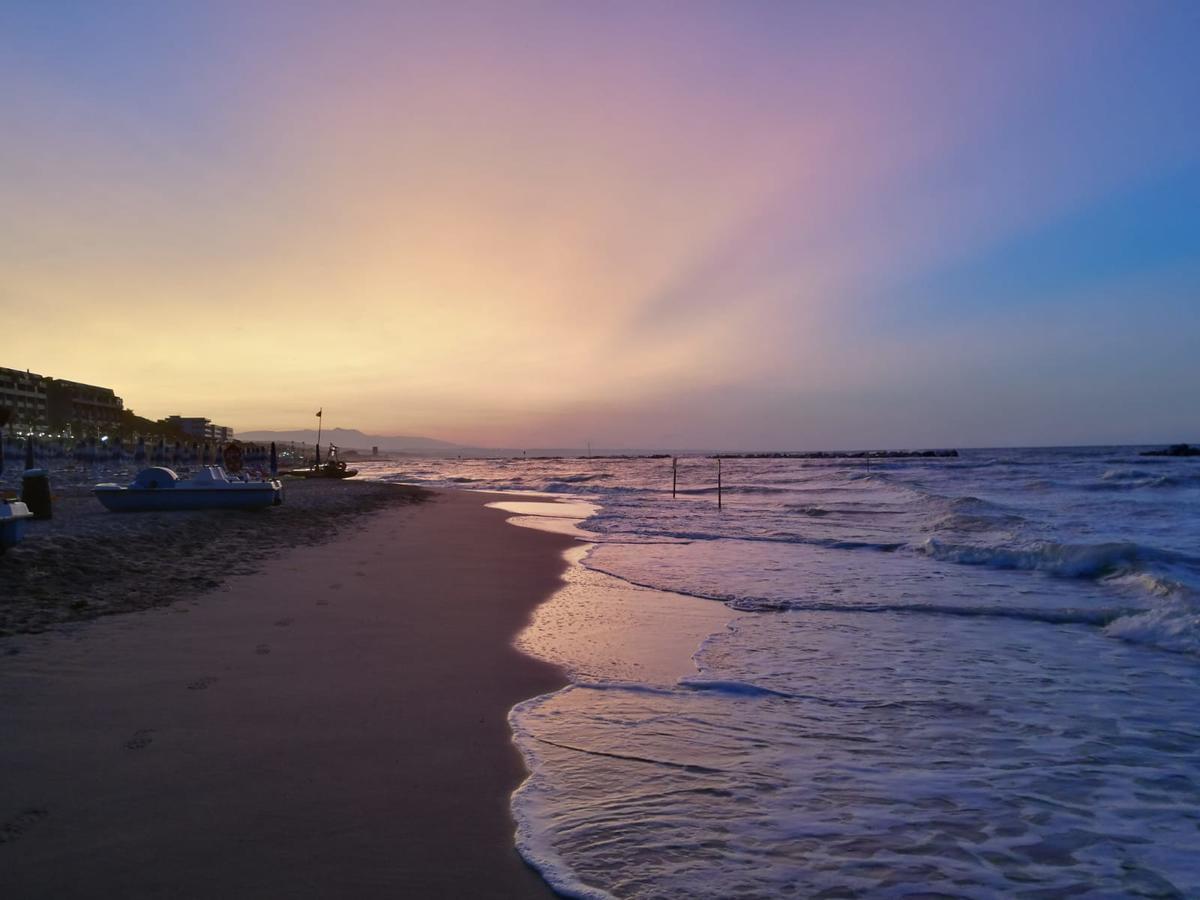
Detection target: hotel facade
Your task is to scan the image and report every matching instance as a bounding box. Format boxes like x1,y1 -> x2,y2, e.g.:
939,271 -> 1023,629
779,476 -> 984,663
1,366 -> 124,433
162,415 -> 233,443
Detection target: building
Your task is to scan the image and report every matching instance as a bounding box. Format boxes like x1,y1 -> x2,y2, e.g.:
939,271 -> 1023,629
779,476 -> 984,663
164,416 -> 233,443
46,379 -> 124,432
1,368 -> 126,434
0,367 -> 50,429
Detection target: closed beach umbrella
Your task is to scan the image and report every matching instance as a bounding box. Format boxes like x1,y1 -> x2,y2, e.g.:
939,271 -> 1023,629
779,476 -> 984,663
135,436 -> 147,467
202,443 -> 211,466
172,441 -> 181,467
270,442 -> 278,477
25,436 -> 35,471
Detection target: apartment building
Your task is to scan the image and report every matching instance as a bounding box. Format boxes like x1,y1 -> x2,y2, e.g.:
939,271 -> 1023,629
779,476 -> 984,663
0,367 -> 50,428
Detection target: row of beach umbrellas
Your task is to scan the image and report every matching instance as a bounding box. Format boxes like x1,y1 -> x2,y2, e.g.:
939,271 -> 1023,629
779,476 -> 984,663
0,435 -> 280,477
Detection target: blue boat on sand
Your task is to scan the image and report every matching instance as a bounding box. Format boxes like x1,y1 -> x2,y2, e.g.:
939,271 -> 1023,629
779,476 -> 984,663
1,499 -> 33,551
94,466 -> 283,512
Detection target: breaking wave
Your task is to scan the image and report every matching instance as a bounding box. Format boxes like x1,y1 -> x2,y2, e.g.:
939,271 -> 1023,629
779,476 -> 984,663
918,537 -> 1197,579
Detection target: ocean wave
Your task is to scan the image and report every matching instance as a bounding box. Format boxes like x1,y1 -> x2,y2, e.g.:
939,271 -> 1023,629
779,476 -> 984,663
677,678 -> 796,699
1105,598 -> 1200,655
551,473 -> 613,483
1102,468 -> 1152,481
930,511 -> 1025,535
1104,570 -> 1197,600
786,504 -> 831,516
917,538 -> 1197,579
726,597 -> 1128,626
1086,470 -> 1200,490
673,483 -> 800,496
587,524 -> 905,552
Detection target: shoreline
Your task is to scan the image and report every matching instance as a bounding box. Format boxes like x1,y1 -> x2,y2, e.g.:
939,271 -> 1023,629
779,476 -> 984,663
0,488 -> 573,898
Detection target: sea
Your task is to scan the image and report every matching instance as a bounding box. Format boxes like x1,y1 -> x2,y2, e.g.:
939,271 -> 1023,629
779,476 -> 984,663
355,446 -> 1200,899
17,444 -> 1199,896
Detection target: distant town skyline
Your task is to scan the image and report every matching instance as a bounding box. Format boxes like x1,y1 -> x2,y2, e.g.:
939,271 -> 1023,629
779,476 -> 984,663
3,2 -> 1198,448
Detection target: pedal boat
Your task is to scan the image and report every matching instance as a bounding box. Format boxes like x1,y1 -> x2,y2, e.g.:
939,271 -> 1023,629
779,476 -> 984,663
0,499 -> 33,551
94,466 -> 283,512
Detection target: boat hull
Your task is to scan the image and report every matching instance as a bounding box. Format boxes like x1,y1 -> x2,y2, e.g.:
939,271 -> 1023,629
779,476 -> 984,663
284,469 -> 358,479
94,485 -> 281,512
0,501 -> 32,550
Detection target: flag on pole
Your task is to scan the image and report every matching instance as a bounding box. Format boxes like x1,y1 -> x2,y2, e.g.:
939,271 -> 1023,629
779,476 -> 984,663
316,409 -> 322,418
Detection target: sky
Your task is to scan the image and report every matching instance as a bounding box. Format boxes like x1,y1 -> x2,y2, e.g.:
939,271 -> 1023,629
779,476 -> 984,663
1,0 -> 1198,449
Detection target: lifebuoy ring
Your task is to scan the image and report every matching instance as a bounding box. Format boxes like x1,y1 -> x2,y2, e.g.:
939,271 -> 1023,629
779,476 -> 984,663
223,443 -> 244,473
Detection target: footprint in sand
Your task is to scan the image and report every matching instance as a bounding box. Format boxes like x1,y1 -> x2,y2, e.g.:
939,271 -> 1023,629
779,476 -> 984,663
125,729 -> 154,750
0,808 -> 48,844
186,676 -> 218,691
354,570 -> 367,578
255,643 -> 271,655
316,598 -> 329,607
328,583 -> 342,590
274,617 -> 293,627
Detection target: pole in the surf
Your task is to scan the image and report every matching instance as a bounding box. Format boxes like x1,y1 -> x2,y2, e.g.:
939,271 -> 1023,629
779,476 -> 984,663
672,456 -> 677,499
270,442 -> 278,477
717,456 -> 722,510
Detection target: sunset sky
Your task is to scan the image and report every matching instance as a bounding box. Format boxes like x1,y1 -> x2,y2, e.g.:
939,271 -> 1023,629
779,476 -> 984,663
2,1 -> 1198,449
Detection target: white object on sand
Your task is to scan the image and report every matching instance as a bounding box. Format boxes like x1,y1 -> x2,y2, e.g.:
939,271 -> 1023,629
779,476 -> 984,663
0,499 -> 32,551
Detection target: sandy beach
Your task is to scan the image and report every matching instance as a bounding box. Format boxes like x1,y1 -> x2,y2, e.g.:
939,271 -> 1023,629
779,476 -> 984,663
0,478 -> 427,635
0,488 -> 573,898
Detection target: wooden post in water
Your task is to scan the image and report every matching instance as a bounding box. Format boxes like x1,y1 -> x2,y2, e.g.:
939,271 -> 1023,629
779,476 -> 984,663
717,456 -> 723,510
672,456 -> 677,498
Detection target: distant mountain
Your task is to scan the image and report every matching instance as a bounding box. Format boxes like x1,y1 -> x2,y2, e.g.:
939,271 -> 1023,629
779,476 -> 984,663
235,428 -> 461,451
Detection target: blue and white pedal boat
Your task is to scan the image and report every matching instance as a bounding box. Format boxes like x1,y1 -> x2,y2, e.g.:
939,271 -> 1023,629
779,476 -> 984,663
1,499 -> 33,551
94,466 -> 283,512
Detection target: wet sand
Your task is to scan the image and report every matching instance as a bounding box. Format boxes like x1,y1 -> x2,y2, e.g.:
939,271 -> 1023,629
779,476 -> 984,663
0,489 -> 572,898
